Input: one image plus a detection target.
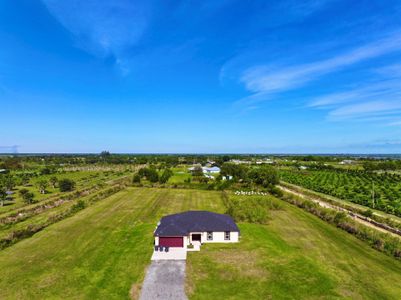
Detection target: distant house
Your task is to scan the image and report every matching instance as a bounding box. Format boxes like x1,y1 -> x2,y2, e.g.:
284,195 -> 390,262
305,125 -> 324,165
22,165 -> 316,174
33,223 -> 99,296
154,211 -> 240,249
222,175 -> 233,181
339,160 -> 354,165
255,159 -> 274,165
202,166 -> 221,174
230,159 -> 252,165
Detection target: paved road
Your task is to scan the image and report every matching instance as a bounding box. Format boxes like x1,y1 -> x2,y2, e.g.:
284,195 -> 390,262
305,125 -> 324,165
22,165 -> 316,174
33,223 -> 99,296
140,260 -> 187,300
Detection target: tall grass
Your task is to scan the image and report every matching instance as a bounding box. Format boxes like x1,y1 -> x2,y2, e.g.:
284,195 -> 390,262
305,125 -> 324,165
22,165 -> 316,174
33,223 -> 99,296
281,193 -> 401,259
223,192 -> 282,224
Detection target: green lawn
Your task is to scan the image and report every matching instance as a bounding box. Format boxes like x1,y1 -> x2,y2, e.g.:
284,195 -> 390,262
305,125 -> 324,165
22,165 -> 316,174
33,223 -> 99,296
0,188 -> 225,299
0,188 -> 400,299
168,166 -> 192,184
186,200 -> 401,299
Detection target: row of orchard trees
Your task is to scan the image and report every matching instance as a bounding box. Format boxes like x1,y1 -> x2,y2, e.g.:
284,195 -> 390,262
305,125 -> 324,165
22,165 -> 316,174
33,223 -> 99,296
280,169 -> 401,217
0,173 -> 76,207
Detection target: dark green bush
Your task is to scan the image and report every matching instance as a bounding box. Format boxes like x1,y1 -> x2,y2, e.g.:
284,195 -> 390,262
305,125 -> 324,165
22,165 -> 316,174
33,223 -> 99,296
59,179 -> 76,192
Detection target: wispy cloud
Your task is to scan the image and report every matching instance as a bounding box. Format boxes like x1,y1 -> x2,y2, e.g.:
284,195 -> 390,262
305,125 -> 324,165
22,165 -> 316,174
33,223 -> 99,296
388,120 -> 401,126
42,0 -> 150,67
307,65 -> 401,122
309,79 -> 401,108
328,100 -> 401,119
278,0 -> 334,17
237,32 -> 401,106
375,63 -> 401,77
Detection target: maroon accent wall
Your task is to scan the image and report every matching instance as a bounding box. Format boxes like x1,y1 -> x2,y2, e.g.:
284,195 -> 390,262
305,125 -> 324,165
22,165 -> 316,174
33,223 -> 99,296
159,237 -> 183,247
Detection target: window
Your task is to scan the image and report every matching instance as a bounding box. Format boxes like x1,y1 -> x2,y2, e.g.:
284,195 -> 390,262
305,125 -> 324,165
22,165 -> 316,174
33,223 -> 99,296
225,231 -> 230,240
207,231 -> 213,241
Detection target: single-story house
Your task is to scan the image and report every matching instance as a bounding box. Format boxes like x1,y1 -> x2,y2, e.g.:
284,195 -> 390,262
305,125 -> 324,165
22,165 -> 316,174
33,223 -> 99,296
202,166 -> 221,174
154,211 -> 240,249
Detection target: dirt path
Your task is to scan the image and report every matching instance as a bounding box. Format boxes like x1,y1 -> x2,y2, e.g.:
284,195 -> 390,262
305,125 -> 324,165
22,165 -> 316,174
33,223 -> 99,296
278,185 -> 401,238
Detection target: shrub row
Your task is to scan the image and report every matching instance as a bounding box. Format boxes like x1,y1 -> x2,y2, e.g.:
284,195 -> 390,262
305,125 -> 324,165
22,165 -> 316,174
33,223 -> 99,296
281,193 -> 401,259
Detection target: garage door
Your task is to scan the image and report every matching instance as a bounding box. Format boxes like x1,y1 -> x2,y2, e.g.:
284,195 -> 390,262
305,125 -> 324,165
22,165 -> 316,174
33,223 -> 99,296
159,237 -> 183,247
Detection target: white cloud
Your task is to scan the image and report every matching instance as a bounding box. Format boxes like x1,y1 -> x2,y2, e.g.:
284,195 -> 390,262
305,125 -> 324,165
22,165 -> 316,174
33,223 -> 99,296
42,0 -> 150,58
238,32 -> 401,105
309,79 -> 401,108
328,100 -> 401,119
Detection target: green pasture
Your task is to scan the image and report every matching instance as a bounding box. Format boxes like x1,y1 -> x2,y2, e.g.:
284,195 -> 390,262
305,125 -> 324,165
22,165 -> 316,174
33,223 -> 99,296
0,188 -> 400,299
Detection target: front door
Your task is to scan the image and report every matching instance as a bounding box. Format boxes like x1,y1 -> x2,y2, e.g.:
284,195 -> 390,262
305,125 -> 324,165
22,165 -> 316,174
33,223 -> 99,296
192,234 -> 201,242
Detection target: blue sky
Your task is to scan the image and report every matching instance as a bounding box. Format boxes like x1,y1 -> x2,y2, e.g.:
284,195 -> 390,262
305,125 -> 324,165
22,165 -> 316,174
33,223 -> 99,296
1,0 -> 401,153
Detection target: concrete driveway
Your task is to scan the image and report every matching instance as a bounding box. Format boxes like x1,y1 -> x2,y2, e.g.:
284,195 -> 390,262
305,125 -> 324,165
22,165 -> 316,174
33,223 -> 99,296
139,260 -> 187,300
151,248 -> 187,261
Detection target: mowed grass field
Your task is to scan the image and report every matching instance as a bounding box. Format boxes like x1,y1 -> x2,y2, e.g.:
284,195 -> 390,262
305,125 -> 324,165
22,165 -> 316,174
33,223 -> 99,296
0,188 -> 225,299
0,188 -> 400,299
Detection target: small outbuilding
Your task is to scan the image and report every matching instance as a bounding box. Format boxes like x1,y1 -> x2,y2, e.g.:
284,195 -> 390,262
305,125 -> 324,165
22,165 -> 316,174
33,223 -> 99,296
154,211 -> 240,249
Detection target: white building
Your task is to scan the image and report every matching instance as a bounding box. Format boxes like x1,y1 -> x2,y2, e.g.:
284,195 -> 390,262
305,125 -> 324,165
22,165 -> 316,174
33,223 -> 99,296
202,166 -> 221,174
154,211 -> 240,250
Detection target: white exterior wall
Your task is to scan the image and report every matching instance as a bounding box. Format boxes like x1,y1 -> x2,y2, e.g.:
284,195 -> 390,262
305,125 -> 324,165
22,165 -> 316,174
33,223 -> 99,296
203,231 -> 239,243
189,231 -> 239,244
183,236 -> 189,249
155,231 -> 239,248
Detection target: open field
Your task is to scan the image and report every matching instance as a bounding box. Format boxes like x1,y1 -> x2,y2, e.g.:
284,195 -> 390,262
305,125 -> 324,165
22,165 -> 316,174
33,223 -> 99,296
168,166 -> 192,184
0,188 -> 400,299
187,201 -> 401,299
0,188 -> 225,299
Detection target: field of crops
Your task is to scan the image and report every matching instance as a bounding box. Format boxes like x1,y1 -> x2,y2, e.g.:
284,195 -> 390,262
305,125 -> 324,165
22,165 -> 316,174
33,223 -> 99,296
280,169 -> 401,216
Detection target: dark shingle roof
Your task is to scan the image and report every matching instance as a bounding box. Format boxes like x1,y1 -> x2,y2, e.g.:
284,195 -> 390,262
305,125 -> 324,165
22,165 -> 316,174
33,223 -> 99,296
154,211 -> 239,237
